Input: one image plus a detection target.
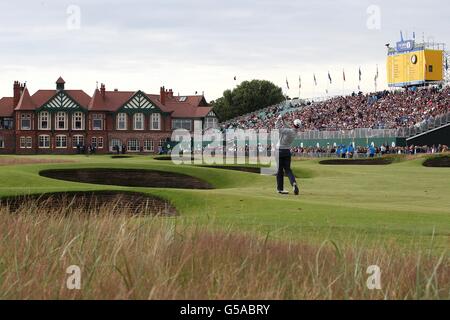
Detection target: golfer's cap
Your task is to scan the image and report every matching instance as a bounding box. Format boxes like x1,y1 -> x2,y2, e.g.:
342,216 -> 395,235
293,119 -> 302,127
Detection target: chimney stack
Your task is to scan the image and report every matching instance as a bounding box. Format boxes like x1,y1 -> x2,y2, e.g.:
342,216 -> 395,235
13,81 -> 21,107
100,83 -> 106,98
168,89 -> 174,99
160,86 -> 166,105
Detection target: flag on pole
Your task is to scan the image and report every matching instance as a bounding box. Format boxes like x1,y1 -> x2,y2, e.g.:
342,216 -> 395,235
374,65 -> 379,91
286,77 -> 290,90
343,69 -> 346,82
359,67 -> 362,81
328,71 -> 332,84
313,74 -> 317,86
299,75 -> 302,89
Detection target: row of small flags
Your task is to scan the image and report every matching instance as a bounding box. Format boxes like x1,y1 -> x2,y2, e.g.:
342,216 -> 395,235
234,57 -> 448,87
284,66 -> 380,90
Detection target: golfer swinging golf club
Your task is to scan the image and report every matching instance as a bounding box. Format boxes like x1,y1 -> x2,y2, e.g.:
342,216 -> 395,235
275,113 -> 302,195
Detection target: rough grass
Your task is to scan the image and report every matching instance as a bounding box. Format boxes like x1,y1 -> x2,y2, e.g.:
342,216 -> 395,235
0,201 -> 448,300
0,156 -> 74,166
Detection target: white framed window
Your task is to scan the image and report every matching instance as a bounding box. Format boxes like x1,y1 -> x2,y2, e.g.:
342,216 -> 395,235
91,137 -> 97,148
39,135 -> 50,149
72,112 -> 84,130
38,112 -> 50,130
172,119 -> 192,131
20,137 -> 26,148
92,114 -> 103,130
21,114 -> 32,130
0,136 -> 5,148
55,112 -> 67,130
20,136 -> 32,149
150,113 -> 161,130
204,117 -> 218,130
127,139 -> 140,152
133,113 -> 144,130
72,135 -> 84,148
117,113 -> 127,130
144,140 -> 154,152
98,137 -> 104,149
56,135 -> 67,148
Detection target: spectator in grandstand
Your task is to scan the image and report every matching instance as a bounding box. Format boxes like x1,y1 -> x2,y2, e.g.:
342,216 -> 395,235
222,86 -> 450,133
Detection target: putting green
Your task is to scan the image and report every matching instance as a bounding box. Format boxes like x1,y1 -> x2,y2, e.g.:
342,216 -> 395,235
0,154 -> 449,251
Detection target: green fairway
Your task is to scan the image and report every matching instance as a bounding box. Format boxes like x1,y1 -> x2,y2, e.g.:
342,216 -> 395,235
0,154 -> 449,251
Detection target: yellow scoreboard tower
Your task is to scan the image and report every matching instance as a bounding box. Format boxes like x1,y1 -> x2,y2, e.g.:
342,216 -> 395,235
387,38 -> 445,88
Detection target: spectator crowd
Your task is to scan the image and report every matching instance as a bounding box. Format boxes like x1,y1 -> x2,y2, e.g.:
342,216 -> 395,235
221,86 -> 450,132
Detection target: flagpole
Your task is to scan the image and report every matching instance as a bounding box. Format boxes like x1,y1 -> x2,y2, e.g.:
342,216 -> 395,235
298,76 -> 301,100
313,74 -> 316,102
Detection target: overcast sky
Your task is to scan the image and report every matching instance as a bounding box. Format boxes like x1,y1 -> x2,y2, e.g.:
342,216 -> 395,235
0,0 -> 448,100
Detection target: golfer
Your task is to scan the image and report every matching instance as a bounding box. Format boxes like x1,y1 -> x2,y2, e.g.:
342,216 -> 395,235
275,113 -> 302,195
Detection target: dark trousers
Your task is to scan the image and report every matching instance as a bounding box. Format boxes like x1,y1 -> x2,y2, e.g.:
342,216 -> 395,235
276,149 -> 297,191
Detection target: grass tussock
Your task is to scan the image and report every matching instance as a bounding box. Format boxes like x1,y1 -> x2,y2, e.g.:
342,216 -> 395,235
0,200 -> 448,300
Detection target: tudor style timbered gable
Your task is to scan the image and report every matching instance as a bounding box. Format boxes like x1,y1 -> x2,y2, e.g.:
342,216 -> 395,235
119,91 -> 159,113
38,91 -> 86,113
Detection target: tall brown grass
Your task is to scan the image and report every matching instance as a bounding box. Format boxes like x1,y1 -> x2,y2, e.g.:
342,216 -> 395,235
0,199 -> 448,300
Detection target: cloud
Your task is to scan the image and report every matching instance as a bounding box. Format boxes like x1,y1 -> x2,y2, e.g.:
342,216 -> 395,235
0,0 -> 448,99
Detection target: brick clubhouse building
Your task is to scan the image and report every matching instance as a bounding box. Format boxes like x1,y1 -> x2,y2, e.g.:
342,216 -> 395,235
0,78 -> 218,154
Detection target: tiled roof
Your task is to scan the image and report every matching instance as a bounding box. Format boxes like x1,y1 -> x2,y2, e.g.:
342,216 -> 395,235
2,79 -> 213,119
91,91 -> 212,118
0,97 -> 14,117
147,94 -> 212,118
89,90 -> 168,112
56,77 -> 66,84
15,88 -> 36,110
15,89 -> 91,111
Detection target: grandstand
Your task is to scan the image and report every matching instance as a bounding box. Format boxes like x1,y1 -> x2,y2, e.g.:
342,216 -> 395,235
221,85 -> 450,151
